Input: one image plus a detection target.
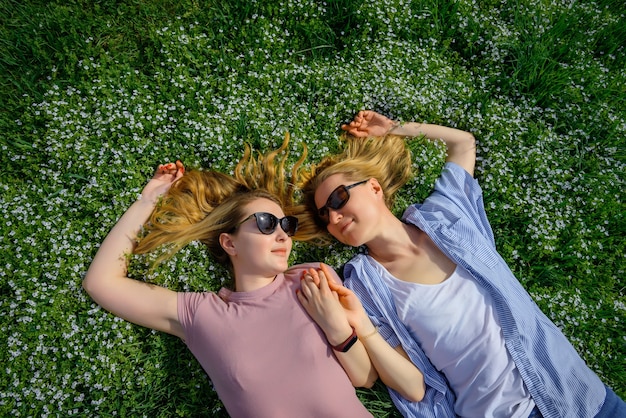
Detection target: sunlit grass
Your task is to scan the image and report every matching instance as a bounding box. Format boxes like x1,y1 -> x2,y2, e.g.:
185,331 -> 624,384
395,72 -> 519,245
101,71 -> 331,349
1,0 -> 624,416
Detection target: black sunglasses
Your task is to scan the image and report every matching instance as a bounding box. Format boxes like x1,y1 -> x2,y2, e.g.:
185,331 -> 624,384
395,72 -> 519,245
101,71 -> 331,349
317,180 -> 368,225
234,212 -> 299,236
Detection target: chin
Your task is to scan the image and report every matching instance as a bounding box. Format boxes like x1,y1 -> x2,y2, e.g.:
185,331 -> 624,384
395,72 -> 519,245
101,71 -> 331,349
275,261 -> 289,272
336,233 -> 363,248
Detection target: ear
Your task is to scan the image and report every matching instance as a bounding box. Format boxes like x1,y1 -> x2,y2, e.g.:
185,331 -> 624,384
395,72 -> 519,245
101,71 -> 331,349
369,178 -> 384,198
219,233 -> 237,256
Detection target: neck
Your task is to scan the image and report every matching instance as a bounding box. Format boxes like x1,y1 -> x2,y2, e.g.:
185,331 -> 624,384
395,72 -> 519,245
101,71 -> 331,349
234,274 -> 277,292
365,219 -> 420,263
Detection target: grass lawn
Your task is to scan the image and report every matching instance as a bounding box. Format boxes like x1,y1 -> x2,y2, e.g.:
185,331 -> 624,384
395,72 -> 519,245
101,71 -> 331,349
1,0 -> 624,416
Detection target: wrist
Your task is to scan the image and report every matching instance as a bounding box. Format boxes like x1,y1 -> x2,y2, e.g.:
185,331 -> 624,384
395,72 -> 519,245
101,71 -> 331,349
136,193 -> 161,207
331,327 -> 358,353
326,324 -> 356,346
358,326 -> 379,342
387,121 -> 401,134
353,315 -> 375,335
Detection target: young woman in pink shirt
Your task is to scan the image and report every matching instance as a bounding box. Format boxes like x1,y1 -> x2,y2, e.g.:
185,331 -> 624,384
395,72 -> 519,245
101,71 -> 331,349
82,139 -> 380,417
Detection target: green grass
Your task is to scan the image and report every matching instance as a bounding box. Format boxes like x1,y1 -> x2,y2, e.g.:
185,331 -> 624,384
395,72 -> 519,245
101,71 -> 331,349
1,0 -> 624,416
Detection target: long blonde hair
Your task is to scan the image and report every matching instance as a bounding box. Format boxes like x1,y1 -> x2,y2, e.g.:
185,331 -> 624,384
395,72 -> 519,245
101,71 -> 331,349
135,134 -> 312,273
297,134 -> 413,243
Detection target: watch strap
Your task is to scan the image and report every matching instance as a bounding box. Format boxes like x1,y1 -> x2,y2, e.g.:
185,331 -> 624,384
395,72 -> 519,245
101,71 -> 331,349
331,327 -> 358,353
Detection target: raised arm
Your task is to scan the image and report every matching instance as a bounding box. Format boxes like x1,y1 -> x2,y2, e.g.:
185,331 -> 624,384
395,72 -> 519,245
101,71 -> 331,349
83,161 -> 186,339
342,110 -> 476,176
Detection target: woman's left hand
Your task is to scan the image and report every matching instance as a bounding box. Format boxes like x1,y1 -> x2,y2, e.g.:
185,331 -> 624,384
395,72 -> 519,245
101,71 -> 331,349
341,110 -> 396,137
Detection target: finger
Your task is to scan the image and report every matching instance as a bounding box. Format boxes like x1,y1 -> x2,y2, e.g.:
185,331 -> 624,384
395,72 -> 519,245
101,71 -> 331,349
320,264 -> 348,290
319,264 -> 337,283
342,124 -> 357,133
158,162 -> 175,174
301,273 -> 322,295
324,275 -> 352,298
299,280 -> 315,299
317,269 -> 331,293
326,278 -> 342,292
174,160 -> 185,180
296,289 -> 309,305
306,268 -> 321,286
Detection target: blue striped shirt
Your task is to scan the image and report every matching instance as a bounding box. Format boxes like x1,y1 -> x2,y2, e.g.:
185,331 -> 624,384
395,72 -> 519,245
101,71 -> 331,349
344,162 -> 605,417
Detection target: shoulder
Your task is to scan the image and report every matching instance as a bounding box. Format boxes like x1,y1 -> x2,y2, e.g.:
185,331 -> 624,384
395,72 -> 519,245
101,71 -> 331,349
343,255 -> 377,289
178,291 -> 219,310
177,291 -> 219,335
408,162 -> 483,214
437,162 -> 480,190
343,255 -> 363,273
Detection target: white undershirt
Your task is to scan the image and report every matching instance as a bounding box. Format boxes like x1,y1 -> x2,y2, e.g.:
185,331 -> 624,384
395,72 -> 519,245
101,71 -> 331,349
382,264 -> 535,418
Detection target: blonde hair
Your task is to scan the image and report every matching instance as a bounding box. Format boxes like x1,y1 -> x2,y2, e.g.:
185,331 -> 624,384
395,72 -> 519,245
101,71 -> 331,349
135,134 -> 312,274
297,134 -> 413,243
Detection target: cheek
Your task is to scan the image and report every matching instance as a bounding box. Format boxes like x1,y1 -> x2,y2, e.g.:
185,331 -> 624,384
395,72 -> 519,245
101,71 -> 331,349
313,191 -> 328,212
326,223 -> 341,237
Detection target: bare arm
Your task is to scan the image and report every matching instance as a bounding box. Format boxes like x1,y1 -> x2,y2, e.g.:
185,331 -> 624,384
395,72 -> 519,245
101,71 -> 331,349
83,161 -> 186,339
342,110 -> 477,176
297,265 -> 378,388
323,274 -> 426,402
359,331 -> 426,402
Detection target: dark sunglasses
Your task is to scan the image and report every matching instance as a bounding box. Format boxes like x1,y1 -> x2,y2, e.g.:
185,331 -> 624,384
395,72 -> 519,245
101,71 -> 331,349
317,180 -> 368,225
234,212 -> 299,236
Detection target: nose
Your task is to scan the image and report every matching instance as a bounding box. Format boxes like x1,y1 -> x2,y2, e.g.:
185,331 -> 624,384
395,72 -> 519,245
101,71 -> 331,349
328,208 -> 343,225
274,226 -> 289,241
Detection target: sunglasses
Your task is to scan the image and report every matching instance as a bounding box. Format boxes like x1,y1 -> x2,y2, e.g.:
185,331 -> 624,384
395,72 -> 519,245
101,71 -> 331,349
317,180 -> 368,225
234,212 -> 299,236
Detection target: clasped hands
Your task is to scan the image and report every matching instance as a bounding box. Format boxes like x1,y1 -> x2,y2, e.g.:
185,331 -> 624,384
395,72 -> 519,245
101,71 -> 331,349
297,264 -> 372,346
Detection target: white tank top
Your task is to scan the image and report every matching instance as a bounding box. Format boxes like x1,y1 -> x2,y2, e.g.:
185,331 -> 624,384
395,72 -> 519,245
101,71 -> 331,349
382,265 -> 535,418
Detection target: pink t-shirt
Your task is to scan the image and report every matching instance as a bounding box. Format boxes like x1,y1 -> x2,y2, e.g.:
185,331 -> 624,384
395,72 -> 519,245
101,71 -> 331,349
177,263 -> 372,418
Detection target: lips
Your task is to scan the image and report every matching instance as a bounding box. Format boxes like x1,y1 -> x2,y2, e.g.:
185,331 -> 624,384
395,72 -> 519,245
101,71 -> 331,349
339,219 -> 353,234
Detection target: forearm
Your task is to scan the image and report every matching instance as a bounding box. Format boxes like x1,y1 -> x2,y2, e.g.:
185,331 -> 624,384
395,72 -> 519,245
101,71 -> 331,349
84,198 -> 156,289
323,323 -> 378,387
333,340 -> 378,388
358,327 -> 425,402
390,121 -> 476,176
334,313 -> 424,398
82,196 -> 183,333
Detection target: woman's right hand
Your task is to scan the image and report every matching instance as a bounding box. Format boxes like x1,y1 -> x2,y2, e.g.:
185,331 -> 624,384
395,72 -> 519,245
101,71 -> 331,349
341,110 -> 396,137
140,160 -> 185,204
